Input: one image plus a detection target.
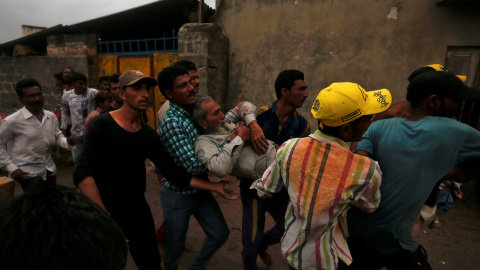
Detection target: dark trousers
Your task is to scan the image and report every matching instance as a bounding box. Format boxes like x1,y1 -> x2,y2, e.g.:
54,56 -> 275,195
347,235 -> 432,270
18,171 -> 56,192
241,188 -> 289,270
109,198 -> 162,270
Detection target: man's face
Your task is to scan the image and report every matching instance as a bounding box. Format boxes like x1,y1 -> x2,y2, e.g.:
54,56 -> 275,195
165,74 -> 198,110
350,115 -> 374,142
202,100 -> 225,134
63,69 -> 74,83
73,80 -> 87,93
122,81 -> 150,111
20,86 -> 44,114
284,79 -> 308,108
188,70 -> 200,91
99,94 -> 113,110
100,80 -> 110,91
110,82 -> 122,103
53,77 -> 63,88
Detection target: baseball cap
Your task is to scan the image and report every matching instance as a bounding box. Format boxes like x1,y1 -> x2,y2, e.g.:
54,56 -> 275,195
407,71 -> 480,102
408,64 -> 467,83
119,70 -> 157,88
311,82 -> 392,127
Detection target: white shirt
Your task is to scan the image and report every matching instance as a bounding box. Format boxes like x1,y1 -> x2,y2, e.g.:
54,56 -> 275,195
0,107 -> 75,179
61,88 -> 98,136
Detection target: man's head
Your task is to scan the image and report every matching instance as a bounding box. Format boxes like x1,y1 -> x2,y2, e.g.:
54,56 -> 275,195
118,70 -> 157,112
109,73 -> 122,105
72,73 -> 88,93
311,82 -> 392,142
407,71 -> 480,117
408,64 -> 467,83
15,78 -> 44,115
157,64 -> 198,110
62,67 -> 75,84
274,69 -> 308,108
53,72 -> 65,88
0,186 -> 127,270
98,76 -> 110,92
191,96 -> 229,134
175,60 -> 200,91
94,91 -> 113,110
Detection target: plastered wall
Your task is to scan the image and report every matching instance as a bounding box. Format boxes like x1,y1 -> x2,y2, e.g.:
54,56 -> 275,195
217,0 -> 480,126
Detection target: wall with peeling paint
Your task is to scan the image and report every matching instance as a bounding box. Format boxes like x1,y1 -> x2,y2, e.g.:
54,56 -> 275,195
217,0 -> 480,126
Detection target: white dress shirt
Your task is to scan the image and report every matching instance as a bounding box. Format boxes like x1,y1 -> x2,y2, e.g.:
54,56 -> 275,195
0,107 -> 75,180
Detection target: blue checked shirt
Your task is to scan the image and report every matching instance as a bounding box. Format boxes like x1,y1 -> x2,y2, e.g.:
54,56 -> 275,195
159,103 -> 205,194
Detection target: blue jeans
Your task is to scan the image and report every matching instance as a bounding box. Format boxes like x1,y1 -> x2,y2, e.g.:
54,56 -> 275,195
18,171 -> 56,192
160,187 -> 229,270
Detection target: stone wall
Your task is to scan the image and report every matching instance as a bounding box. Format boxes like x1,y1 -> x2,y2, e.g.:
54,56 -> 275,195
216,0 -> 480,127
0,55 -> 89,114
0,33 -> 97,114
178,23 -> 229,108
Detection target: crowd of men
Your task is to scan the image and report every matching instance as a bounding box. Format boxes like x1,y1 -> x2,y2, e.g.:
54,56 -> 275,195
0,61 -> 479,270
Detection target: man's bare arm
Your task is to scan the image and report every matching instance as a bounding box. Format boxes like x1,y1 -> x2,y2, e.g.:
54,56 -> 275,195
355,149 -> 371,158
78,176 -> 107,211
189,177 -> 238,200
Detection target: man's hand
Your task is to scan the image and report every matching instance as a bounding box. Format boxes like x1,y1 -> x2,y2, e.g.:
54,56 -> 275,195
214,181 -> 239,200
249,121 -> 268,154
235,126 -> 251,142
67,136 -> 78,146
11,169 -> 29,181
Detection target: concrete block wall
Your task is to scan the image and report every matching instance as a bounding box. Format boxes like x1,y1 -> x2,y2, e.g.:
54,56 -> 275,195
0,33 -> 98,114
0,55 -> 89,114
178,23 -> 229,108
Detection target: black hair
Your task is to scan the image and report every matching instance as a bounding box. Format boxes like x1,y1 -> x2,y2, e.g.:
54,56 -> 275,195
407,66 -> 436,82
94,91 -> 112,107
72,72 -> 87,82
175,60 -> 197,72
15,78 -> 42,98
98,75 -> 110,84
157,64 -> 189,97
109,73 -> 120,84
53,72 -> 64,82
63,67 -> 76,74
0,186 -> 127,270
319,116 -> 365,137
274,70 -> 305,99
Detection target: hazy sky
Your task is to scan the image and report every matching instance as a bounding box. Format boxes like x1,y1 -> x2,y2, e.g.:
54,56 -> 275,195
0,0 -> 215,44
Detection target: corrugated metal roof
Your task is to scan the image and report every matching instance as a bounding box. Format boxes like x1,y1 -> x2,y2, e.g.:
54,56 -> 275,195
0,0 -> 213,54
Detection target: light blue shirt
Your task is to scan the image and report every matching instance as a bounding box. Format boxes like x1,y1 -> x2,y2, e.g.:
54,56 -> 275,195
349,116 -> 480,254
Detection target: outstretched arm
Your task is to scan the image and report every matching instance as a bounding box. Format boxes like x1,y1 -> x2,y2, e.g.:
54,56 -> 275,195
190,177 -> 238,200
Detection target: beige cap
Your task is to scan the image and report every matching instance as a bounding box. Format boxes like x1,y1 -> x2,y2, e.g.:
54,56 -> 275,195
119,70 -> 157,88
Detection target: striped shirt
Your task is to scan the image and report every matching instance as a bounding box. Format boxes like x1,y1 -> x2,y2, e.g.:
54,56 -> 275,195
254,130 -> 382,270
159,103 -> 205,194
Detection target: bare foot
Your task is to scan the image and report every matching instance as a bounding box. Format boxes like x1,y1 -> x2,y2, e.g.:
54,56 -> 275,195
184,242 -> 195,253
259,250 -> 273,269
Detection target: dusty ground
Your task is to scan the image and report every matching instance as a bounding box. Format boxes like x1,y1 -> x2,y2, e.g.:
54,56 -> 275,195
12,164 -> 480,270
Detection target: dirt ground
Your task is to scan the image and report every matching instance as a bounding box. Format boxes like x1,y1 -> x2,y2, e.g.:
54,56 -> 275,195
13,164 -> 480,270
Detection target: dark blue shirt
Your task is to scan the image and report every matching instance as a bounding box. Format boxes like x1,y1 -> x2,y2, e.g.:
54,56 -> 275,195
256,101 -> 310,146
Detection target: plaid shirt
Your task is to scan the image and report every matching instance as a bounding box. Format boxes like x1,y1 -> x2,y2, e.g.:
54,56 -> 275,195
254,130 -> 382,270
159,103 -> 205,194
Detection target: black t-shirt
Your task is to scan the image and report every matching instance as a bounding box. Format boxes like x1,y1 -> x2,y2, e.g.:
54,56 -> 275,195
73,113 -> 191,209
